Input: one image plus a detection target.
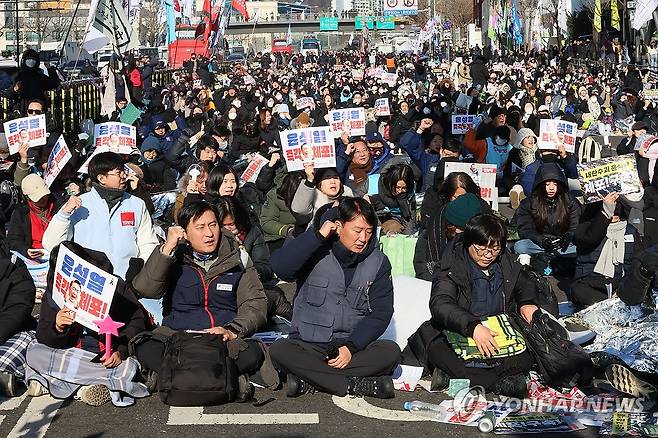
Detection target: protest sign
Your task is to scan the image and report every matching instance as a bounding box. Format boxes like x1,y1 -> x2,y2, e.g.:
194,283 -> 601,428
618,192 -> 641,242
11,251 -> 48,288
538,119 -> 577,153
328,107 -> 366,138
599,412 -> 658,436
381,72 -> 398,87
3,114 -> 47,155
578,154 -> 642,204
93,122 -> 136,154
240,153 -> 268,183
243,75 -> 255,85
351,69 -> 364,81
374,98 -> 391,117
645,89 -> 658,103
451,115 -> 483,135
43,135 -> 72,187
444,162 -> 497,202
281,126 -> 335,172
295,96 -> 315,111
52,244 -> 119,332
367,66 -> 384,79
193,79 -> 202,88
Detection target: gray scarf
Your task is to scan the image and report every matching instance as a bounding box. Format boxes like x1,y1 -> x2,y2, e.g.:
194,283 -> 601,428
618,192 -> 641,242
594,220 -> 627,278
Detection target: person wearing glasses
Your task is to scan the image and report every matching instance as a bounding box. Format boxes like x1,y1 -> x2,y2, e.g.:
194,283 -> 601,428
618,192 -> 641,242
426,214 -> 540,398
42,152 -> 159,280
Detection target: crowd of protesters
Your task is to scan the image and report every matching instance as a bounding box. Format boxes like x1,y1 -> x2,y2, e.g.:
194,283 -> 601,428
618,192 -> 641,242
0,42 -> 656,409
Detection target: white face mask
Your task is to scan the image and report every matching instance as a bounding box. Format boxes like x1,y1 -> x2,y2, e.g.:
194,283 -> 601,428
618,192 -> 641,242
495,136 -> 507,146
228,112 -> 237,120
25,59 -> 37,68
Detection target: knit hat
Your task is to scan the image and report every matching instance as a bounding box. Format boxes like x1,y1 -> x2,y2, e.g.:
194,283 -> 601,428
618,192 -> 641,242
444,193 -> 483,229
495,125 -> 511,141
140,136 -> 162,154
514,128 -> 538,149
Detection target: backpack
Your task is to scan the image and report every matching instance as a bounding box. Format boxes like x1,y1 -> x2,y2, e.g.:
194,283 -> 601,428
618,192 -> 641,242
524,267 -> 559,317
513,311 -> 594,389
157,331 -> 239,406
577,137 -> 602,164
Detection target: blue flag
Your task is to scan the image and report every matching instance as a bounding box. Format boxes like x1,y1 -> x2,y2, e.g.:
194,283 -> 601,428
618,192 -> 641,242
510,0 -> 523,45
164,0 -> 176,45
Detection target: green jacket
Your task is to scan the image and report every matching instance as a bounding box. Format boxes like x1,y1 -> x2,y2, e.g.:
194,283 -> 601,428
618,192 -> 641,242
260,188 -> 296,243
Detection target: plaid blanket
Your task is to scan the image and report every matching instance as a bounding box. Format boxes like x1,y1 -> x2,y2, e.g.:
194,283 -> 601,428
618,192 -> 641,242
25,342 -> 148,407
0,331 -> 35,379
444,314 -> 526,361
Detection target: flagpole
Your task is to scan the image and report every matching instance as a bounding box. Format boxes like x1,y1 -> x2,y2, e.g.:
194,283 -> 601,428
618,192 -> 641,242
59,0 -> 84,62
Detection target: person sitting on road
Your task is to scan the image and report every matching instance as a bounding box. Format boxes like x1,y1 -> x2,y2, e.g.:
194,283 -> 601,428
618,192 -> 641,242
270,197 -> 400,399
426,214 -> 540,398
131,201 -> 268,400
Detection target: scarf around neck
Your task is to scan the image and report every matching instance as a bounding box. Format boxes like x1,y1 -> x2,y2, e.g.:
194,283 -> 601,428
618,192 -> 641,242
349,159 -> 373,185
594,220 -> 627,278
93,182 -> 125,211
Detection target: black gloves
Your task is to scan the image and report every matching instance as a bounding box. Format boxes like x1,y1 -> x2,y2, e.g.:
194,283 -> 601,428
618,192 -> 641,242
541,236 -> 562,253
559,234 -> 573,251
639,251 -> 658,278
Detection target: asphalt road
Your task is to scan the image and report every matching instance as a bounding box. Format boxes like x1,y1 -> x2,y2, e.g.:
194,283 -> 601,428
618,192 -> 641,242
0,385 -> 602,438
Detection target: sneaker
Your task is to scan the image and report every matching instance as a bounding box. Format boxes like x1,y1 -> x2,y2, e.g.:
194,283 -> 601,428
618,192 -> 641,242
590,351 -> 625,373
286,374 -> 313,398
27,380 -> 48,397
509,186 -> 525,210
605,365 -> 657,399
346,376 -> 395,399
430,367 -> 450,392
492,373 -> 528,399
78,384 -> 111,406
235,374 -> 254,403
145,371 -> 158,394
0,372 -> 18,397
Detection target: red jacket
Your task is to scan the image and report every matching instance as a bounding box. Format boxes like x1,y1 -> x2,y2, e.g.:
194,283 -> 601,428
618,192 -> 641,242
129,68 -> 142,87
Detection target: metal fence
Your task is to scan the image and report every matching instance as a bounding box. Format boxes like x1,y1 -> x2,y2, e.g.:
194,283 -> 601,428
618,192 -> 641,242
0,68 -> 185,135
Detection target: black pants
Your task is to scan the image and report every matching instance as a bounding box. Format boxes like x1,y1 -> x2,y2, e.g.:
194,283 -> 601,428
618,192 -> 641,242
427,335 -> 534,390
570,274 -> 616,308
269,339 -> 401,396
135,338 -> 264,376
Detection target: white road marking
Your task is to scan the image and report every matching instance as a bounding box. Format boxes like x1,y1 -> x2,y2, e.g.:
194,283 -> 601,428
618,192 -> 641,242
167,407 -> 319,425
7,396 -> 63,438
332,395 -> 430,422
0,393 -> 27,411
0,414 -> 5,427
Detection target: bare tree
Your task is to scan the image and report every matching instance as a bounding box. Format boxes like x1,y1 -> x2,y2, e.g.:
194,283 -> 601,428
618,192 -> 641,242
435,0 -> 474,28
579,0 -> 611,46
140,0 -> 164,46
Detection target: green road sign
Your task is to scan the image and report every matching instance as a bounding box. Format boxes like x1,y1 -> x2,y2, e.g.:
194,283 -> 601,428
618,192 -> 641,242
320,17 -> 339,31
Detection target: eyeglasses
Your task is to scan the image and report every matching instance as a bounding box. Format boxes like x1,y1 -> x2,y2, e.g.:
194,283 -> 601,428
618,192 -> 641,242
472,245 -> 502,257
105,169 -> 127,178
27,109 -> 42,115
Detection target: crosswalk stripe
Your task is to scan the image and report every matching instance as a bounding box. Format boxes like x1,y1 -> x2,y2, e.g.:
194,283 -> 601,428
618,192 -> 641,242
167,407 -> 319,425
7,396 -> 62,438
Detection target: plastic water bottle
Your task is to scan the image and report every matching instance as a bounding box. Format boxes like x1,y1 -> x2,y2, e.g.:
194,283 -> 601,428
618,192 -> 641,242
403,401 -> 448,419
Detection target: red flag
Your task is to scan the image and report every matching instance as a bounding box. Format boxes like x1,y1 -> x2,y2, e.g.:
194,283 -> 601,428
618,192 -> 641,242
201,0 -> 212,42
231,0 -> 249,21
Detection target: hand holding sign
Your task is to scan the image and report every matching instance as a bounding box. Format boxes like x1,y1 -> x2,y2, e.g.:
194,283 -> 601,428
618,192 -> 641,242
55,308 -> 76,332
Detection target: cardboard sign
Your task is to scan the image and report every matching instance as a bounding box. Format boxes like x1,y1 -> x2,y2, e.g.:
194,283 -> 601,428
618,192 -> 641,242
43,135 -> 72,187
451,115 -> 483,135
374,98 -> 391,116
281,126 -> 335,172
328,107 -> 366,138
93,122 -> 136,154
538,119 -> 577,153
578,154 -> 643,204
4,114 -> 47,155
295,97 -> 315,111
240,153 -> 268,183
52,245 -> 119,332
444,162 -> 497,202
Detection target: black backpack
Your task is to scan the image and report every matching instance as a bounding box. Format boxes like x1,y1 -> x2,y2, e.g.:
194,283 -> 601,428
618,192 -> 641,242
513,311 -> 594,389
158,331 -> 239,406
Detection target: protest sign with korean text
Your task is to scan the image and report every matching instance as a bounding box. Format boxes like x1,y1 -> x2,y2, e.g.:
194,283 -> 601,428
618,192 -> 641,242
351,69 -> 364,81
93,122 -> 136,154
281,126 -> 335,172
240,153 -> 269,183
578,154 -> 642,204
645,89 -> 658,103
328,107 -> 366,138
444,162 -> 497,202
3,114 -> 47,155
43,135 -> 72,187
381,72 -> 398,86
374,98 -> 391,116
52,244 -> 119,332
295,97 -> 315,111
538,119 -> 577,153
451,115 -> 483,135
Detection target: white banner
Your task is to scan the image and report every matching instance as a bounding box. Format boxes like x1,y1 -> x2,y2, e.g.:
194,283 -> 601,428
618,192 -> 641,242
83,0 -> 138,53
43,136 -> 72,187
3,115 -> 47,155
281,126 -> 336,172
328,107 -> 366,138
53,245 -> 119,332
538,119 -> 577,153
93,122 -> 137,154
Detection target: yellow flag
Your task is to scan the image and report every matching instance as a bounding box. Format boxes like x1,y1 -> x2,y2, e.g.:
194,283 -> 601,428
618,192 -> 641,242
611,0 -> 620,30
594,0 -> 602,32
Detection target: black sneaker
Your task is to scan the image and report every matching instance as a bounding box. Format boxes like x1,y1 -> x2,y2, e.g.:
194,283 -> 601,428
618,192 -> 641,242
492,373 -> 528,399
286,374 -> 313,398
346,376 -> 395,399
590,351 -> 625,373
0,372 -> 17,397
605,365 -> 657,399
236,375 -> 255,403
430,368 -> 450,391
145,371 -> 158,393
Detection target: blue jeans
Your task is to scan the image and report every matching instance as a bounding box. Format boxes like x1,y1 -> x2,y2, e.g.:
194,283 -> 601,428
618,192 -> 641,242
514,239 -> 576,256
140,298 -> 163,325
